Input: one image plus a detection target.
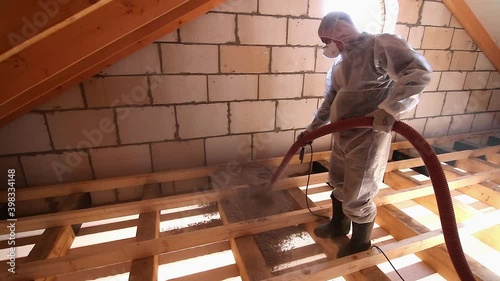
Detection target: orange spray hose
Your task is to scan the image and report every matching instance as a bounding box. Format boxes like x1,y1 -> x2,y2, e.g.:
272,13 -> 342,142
271,117 -> 474,281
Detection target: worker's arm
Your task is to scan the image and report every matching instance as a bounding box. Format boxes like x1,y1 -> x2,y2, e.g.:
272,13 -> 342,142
374,34 -> 433,120
305,65 -> 337,132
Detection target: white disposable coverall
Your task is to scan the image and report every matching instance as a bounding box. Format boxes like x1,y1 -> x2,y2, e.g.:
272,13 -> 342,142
306,33 -> 432,223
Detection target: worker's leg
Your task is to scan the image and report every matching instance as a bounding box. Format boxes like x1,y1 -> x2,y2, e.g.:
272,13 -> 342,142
337,131 -> 391,257
314,142 -> 351,238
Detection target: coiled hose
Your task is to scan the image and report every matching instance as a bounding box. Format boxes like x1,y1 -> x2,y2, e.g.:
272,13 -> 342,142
270,117 -> 474,281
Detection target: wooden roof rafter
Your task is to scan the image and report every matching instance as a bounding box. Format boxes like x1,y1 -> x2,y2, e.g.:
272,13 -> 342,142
0,0 -> 226,127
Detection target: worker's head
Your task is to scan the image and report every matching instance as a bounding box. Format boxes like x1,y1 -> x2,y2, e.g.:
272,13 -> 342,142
318,12 -> 359,58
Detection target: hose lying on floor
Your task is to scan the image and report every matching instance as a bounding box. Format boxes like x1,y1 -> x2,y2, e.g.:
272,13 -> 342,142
270,117 -> 475,281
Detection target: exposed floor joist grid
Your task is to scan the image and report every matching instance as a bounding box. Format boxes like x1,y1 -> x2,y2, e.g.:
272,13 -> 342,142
1,130 -> 499,281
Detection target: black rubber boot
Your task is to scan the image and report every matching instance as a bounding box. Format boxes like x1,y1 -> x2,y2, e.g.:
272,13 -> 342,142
313,196 -> 351,238
336,220 -> 375,258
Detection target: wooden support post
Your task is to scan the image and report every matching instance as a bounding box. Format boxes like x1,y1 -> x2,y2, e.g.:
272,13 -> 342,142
129,186 -> 160,281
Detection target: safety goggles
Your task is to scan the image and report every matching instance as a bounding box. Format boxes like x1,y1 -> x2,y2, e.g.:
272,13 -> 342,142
320,37 -> 334,45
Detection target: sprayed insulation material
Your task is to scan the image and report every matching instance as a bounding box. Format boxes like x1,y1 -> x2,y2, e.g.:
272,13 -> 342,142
212,162 -> 323,274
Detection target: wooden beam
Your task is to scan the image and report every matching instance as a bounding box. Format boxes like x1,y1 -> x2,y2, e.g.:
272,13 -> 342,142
6,143 -> 498,204
0,0 -> 227,127
0,152 -> 332,202
287,188 -> 391,281
24,226 -> 75,281
5,167 -> 498,235
129,187 -> 160,281
376,205 -> 497,281
265,229 -> 446,281
0,0 -> 93,55
443,0 -> 500,71
1,206 -> 330,280
77,204 -> 214,236
386,145 -> 500,172
390,130 -> 499,151
376,168 -> 500,206
265,211 -> 499,281
57,242 -> 231,281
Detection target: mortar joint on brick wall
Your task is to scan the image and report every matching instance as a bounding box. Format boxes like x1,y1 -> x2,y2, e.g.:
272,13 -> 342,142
227,102 -> 231,134
17,156 -> 29,189
173,106 -> 180,140
234,14 -> 241,44
42,113 -> 56,151
113,108 -> 122,145
146,76 -> 154,104
79,83 -> 88,108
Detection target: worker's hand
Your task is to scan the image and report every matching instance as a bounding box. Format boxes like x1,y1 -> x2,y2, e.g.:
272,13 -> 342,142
372,109 -> 396,133
297,130 -> 309,141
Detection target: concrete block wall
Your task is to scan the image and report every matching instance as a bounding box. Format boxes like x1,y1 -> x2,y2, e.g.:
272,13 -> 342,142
0,0 -> 499,208
394,0 -> 499,140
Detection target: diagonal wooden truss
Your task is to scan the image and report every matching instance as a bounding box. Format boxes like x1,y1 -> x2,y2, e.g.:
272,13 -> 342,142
1,130 -> 499,281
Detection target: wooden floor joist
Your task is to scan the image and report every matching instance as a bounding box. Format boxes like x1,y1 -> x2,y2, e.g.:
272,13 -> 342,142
1,131 -> 500,280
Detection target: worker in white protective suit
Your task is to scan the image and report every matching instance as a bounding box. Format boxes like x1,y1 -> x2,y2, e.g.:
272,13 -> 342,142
298,12 -> 432,258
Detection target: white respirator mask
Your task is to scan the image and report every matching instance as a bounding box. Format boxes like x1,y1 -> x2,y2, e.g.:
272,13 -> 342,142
320,36 -> 341,59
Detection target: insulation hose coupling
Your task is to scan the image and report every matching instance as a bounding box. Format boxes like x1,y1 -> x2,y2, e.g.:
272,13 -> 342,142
270,117 -> 475,281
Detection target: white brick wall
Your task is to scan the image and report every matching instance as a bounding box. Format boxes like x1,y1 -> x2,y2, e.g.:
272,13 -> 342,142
206,135 -> 252,165
424,116 -> 451,138
449,51 -> 478,71
259,74 -> 303,99
102,44 -> 160,75
162,44 -> 219,73
208,75 -> 258,101
424,50 -> 451,71
253,131 -> 294,159
117,107 -> 176,144
441,91 -> 470,115
276,99 -> 318,129
451,30 -> 476,50
151,75 -> 207,104
213,0 -> 258,13
272,47 -> 315,72
38,85 -> 84,110
420,1 -> 451,26
467,90 -> 492,113
421,27 -> 453,49
415,92 -> 445,117
408,27 -> 424,49
238,15 -> 287,45
259,0 -> 308,16
221,46 -> 270,73
180,13 -> 236,44
304,73 -> 327,97
397,0 -> 422,24
438,72 -> 467,91
464,72 -> 490,90
0,113 -> 51,155
152,140 -> 205,170
449,115 -> 474,135
230,101 -> 275,133
288,19 -> 322,46
177,104 -> 229,138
